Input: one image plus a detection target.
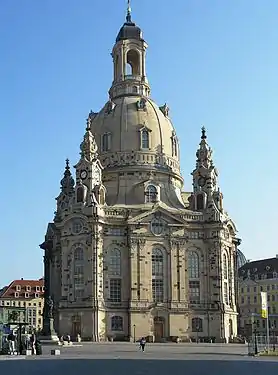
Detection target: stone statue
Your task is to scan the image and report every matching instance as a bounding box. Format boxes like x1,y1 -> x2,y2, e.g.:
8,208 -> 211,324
137,97 -> 147,110
106,99 -> 115,114
46,296 -> 54,318
159,103 -> 169,117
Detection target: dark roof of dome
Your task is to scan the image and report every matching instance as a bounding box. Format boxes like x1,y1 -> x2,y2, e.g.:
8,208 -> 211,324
116,20 -> 143,43
239,256 -> 278,278
236,249 -> 247,269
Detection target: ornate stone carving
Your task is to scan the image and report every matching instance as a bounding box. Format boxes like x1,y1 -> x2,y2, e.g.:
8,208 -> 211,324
138,238 -> 146,249
159,103 -> 169,117
46,296 -> 54,318
105,99 -> 115,114
136,97 -> 147,110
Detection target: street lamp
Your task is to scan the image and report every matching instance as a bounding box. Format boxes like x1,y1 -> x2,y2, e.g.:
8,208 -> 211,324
133,324 -> 136,343
253,320 -> 258,355
271,325 -> 275,351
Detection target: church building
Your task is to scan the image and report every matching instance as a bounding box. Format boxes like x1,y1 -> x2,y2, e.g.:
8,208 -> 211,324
40,5 -> 241,343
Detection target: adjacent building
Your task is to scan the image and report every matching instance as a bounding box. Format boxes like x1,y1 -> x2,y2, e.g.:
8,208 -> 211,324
238,257 -> 278,336
0,278 -> 44,332
40,6 -> 241,342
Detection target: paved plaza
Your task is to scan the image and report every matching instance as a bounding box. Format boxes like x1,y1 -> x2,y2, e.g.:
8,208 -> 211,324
0,342 -> 278,374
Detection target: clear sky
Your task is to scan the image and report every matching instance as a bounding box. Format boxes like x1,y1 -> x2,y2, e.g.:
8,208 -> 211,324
0,0 -> 277,287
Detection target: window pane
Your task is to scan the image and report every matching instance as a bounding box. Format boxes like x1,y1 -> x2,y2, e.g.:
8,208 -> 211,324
189,280 -> 200,303
152,249 -> 163,276
109,279 -> 121,302
111,316 -> 123,331
152,279 -> 164,302
141,130 -> 149,149
109,249 -> 121,276
188,251 -> 199,278
146,185 -> 157,203
192,317 -> 203,332
224,282 -> 229,304
223,254 -> 228,279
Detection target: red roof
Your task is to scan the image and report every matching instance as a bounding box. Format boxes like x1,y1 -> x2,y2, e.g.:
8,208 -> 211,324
1,279 -> 44,299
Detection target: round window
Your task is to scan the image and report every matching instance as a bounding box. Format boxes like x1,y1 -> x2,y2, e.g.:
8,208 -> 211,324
151,218 -> 165,236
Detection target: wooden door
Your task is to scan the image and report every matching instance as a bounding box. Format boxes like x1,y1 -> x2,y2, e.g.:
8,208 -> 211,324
154,317 -> 164,341
71,321 -> 81,338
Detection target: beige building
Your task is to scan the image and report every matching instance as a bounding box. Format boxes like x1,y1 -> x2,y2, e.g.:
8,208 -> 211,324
238,257 -> 278,336
0,279 -> 44,332
41,7 -> 240,342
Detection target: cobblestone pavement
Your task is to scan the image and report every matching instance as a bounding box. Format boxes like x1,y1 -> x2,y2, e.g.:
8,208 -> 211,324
0,343 -> 278,375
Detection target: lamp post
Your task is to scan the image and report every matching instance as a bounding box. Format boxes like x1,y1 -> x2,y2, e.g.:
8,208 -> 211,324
133,324 -> 136,343
271,325 -> 275,351
253,320 -> 258,355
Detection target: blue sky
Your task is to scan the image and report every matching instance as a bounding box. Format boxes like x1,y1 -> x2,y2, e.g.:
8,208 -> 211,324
0,0 -> 277,286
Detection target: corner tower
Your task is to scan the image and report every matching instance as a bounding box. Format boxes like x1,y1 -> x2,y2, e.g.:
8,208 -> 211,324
109,2 -> 150,100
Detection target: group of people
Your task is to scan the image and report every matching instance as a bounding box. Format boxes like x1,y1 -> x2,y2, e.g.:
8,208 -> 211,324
5,331 -> 37,355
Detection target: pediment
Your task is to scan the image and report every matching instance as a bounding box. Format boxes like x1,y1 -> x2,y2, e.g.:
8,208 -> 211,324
138,124 -> 152,133
128,206 -> 186,226
74,158 -> 103,171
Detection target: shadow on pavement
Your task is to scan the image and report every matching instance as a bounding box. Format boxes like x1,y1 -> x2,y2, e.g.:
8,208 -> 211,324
0,359 -> 278,375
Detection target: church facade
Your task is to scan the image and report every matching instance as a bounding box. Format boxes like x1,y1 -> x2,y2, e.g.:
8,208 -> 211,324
40,7 -> 240,342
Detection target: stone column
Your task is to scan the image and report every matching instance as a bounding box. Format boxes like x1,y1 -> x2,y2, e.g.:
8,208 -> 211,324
170,241 -> 178,302
130,239 -> 139,301
39,240 -> 59,344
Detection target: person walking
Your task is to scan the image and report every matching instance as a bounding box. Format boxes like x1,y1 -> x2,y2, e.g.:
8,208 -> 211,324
139,337 -> 146,352
7,331 -> 16,355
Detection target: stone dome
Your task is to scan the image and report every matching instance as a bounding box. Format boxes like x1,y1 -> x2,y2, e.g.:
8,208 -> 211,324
90,95 -> 181,179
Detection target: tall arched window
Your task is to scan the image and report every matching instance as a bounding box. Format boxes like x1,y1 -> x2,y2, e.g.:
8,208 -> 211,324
111,315 -> 123,331
196,194 -> 204,210
188,250 -> 200,303
145,185 -> 157,203
102,133 -> 111,152
152,248 -> 164,302
73,246 -> 85,299
109,249 -> 121,302
223,253 -> 229,305
172,137 -> 178,157
141,129 -> 149,149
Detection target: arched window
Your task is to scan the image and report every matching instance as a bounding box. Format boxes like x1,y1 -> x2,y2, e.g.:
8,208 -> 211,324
73,246 -> 84,299
141,129 -> 149,149
76,186 -> 85,203
132,86 -> 138,93
102,133 -> 111,152
109,249 -> 121,276
145,185 -> 157,203
152,248 -> 164,302
172,137 -> 178,157
223,253 -> 229,304
223,253 -> 228,279
188,251 -> 199,279
111,315 -> 123,331
188,251 -> 200,303
126,49 -> 140,76
192,317 -> 203,332
196,194 -> 204,210
99,188 -> 105,205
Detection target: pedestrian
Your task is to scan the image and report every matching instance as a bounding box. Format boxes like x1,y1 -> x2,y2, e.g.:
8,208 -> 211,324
7,331 -> 16,355
139,337 -> 146,352
30,333 -> 36,355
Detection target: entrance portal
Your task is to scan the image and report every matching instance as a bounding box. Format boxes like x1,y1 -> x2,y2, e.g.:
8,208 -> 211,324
71,315 -> 81,338
154,316 -> 165,342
